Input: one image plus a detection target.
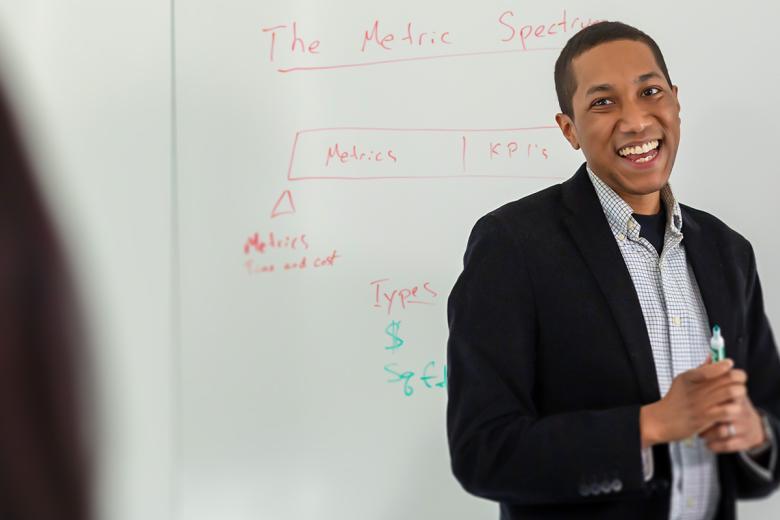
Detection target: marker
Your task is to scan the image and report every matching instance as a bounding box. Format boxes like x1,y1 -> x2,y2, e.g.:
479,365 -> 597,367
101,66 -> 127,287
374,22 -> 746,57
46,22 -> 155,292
710,324 -> 726,362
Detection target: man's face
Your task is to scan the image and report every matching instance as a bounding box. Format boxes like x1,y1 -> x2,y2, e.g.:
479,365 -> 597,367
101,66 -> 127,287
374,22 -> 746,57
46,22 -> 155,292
556,39 -> 681,203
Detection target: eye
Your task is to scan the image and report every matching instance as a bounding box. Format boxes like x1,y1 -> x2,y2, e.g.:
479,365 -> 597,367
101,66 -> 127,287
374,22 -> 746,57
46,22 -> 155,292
642,86 -> 661,96
591,98 -> 613,107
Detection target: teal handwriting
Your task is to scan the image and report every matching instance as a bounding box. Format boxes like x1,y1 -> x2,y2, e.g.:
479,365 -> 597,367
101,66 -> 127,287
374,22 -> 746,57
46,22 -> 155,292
385,320 -> 404,352
384,361 -> 447,397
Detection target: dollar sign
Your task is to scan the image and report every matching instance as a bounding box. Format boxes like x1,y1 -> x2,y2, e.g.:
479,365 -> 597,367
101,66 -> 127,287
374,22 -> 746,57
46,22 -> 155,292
385,320 -> 404,352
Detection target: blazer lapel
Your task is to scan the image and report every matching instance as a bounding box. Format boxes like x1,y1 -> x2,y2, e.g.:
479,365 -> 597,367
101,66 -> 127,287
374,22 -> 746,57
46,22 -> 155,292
680,207 -> 740,366
561,164 -> 661,404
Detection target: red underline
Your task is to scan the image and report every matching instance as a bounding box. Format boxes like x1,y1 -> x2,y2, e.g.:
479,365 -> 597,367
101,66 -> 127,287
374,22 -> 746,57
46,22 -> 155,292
288,174 -> 565,181
276,47 -> 562,73
297,126 -> 559,134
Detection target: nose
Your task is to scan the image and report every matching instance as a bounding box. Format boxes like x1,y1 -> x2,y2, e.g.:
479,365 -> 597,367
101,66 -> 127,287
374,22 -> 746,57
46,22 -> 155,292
617,97 -> 652,134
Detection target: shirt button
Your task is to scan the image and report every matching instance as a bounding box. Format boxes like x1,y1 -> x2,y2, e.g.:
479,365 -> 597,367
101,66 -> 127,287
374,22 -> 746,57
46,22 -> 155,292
672,316 -> 682,326
617,233 -> 626,241
684,436 -> 694,447
686,497 -> 696,509
628,221 -> 636,230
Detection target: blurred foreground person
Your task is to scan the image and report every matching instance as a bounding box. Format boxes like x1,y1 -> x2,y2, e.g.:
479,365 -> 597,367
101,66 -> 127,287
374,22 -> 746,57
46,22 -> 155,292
0,80 -> 91,519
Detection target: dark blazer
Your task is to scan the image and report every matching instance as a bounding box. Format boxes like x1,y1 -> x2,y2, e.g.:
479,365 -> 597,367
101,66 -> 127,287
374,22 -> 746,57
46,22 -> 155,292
447,163 -> 780,519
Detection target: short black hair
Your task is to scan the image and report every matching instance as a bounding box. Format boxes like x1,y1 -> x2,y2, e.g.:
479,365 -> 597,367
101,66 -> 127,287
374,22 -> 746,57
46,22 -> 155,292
554,21 -> 673,118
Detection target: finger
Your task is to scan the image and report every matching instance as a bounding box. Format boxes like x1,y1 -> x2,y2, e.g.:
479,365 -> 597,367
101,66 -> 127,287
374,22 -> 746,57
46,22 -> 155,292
709,369 -> 748,387
700,382 -> 747,410
703,401 -> 742,426
687,358 -> 734,383
698,353 -> 712,367
699,422 -> 734,443
698,422 -> 720,440
706,435 -> 750,453
691,369 -> 748,397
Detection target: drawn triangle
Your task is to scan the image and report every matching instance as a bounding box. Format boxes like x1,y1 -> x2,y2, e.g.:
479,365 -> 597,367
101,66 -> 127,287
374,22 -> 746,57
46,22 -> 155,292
271,190 -> 296,219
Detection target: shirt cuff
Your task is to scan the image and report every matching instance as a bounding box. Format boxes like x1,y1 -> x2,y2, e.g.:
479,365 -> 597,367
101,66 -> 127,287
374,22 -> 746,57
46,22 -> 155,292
737,412 -> 776,482
642,446 -> 654,481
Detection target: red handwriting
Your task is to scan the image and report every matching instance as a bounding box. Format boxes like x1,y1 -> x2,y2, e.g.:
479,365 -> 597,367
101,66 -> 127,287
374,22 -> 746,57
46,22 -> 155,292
266,10 -> 599,73
498,10 -> 601,50
370,278 -> 439,314
276,47 -> 560,73
289,127 -> 565,181
262,22 -> 321,62
489,141 -> 549,160
361,20 -> 452,52
325,144 -> 398,166
245,250 -> 340,274
246,261 -> 276,273
244,232 -> 309,254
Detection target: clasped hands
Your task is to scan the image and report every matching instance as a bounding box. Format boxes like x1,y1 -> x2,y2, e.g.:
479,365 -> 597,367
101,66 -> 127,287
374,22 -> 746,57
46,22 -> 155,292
641,355 -> 767,453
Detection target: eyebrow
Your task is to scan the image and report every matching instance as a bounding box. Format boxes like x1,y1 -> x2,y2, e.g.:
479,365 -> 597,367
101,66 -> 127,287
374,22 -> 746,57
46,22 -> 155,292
584,72 -> 664,96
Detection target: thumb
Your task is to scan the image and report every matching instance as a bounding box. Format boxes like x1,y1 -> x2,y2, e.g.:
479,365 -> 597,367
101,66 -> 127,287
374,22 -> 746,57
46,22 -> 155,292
688,355 -> 733,383
688,354 -> 713,383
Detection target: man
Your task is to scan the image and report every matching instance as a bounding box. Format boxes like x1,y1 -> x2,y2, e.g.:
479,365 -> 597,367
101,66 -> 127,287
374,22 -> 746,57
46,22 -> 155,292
447,21 -> 780,519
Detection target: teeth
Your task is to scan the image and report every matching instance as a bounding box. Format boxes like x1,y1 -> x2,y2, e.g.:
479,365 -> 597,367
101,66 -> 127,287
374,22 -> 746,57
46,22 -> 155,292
618,139 -> 659,157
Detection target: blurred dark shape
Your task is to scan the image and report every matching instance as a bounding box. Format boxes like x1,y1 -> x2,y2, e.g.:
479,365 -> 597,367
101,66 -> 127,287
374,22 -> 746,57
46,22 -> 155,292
0,80 -> 91,519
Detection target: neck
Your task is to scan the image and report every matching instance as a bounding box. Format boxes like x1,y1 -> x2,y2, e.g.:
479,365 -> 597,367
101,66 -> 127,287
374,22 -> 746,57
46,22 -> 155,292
621,191 -> 662,215
585,164 -> 665,215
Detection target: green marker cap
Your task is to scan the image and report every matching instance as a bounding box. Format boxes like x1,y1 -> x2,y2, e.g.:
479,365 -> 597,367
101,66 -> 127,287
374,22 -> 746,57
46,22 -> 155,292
710,324 -> 725,362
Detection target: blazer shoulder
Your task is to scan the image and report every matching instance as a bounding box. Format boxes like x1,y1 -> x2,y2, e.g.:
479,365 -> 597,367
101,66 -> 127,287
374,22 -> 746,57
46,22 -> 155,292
482,183 -> 564,233
681,203 -> 751,247
681,203 -> 755,268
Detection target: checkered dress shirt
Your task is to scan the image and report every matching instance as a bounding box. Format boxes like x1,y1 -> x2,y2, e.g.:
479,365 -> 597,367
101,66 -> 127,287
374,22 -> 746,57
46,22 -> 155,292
587,166 -> 775,519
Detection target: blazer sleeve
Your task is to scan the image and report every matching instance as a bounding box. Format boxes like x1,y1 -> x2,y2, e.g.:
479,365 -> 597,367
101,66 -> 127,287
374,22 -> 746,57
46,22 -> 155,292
447,214 -> 648,505
736,410 -> 776,482
733,242 -> 780,498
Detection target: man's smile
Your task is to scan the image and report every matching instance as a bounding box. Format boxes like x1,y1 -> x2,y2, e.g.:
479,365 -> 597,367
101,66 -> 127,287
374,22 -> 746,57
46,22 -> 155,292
616,138 -> 662,166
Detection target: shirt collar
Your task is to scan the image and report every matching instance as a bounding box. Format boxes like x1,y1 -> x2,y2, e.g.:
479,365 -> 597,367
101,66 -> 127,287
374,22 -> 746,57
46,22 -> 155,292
585,164 -> 683,240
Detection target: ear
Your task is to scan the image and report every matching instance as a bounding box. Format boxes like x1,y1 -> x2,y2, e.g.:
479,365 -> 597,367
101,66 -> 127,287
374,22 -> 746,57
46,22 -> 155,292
555,113 -> 580,150
672,84 -> 681,120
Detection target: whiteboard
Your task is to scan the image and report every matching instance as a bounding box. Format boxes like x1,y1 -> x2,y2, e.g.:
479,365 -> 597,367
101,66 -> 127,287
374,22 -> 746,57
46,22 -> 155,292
175,1 -> 780,518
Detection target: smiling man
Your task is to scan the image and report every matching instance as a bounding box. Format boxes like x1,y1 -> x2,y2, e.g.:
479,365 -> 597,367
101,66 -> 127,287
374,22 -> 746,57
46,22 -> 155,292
447,22 -> 780,519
